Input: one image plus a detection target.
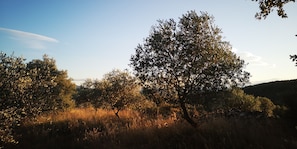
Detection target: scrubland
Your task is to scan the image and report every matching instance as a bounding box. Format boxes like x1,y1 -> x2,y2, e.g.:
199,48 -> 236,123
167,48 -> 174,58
6,107 -> 296,149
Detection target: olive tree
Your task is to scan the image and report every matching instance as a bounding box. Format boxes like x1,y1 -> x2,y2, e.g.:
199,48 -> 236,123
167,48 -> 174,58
0,53 -> 75,146
26,55 -> 76,113
130,11 -> 249,126
100,69 -> 139,118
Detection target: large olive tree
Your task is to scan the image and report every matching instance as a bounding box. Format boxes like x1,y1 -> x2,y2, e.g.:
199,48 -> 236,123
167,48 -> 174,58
130,11 -> 250,126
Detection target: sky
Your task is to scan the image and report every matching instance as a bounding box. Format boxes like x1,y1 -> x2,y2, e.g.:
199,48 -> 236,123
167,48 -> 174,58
0,0 -> 296,85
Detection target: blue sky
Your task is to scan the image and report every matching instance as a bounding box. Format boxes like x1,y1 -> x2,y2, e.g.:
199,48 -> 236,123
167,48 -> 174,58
0,0 -> 296,85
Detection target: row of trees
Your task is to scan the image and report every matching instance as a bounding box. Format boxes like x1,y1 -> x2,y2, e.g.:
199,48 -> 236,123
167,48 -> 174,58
74,70 -> 276,118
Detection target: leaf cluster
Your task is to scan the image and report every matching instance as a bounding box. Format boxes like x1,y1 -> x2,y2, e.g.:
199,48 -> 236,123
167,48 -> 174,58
290,54 -> 297,66
252,0 -> 295,19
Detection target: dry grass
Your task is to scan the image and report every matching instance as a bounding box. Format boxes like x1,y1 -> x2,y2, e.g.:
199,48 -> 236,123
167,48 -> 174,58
6,107 -> 297,149
32,107 -> 138,125
30,107 -> 176,130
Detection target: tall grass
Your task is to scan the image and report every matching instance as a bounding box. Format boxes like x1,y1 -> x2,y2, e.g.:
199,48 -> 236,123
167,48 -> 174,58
7,107 -> 297,149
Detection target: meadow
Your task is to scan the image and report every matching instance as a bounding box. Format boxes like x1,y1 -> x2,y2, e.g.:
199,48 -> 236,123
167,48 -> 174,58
7,107 -> 297,149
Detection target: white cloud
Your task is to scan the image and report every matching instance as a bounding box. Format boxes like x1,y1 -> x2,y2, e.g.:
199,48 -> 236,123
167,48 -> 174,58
240,51 -> 268,66
0,27 -> 58,49
232,48 -> 280,85
232,48 -> 275,67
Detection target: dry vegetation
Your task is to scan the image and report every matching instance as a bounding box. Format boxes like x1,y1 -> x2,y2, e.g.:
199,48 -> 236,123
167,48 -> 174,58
5,107 -> 296,149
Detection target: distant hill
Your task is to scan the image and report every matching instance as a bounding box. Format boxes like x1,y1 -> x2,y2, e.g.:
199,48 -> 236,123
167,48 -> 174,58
243,79 -> 297,105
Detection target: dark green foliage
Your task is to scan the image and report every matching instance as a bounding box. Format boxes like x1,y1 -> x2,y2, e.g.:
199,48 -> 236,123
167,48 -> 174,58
196,88 -> 276,117
54,70 -> 76,109
130,11 -> 249,126
251,0 -> 295,19
224,88 -> 276,116
74,79 -> 103,107
141,86 -> 177,106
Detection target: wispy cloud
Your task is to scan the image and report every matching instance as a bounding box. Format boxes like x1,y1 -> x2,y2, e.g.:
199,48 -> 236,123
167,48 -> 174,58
232,48 -> 276,68
0,27 -> 59,49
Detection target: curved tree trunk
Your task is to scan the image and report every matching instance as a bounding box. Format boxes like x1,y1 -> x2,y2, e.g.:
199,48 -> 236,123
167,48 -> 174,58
179,98 -> 197,127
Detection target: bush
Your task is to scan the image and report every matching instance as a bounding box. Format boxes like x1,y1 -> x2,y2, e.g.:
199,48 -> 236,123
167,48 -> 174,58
201,88 -> 276,117
224,88 -> 276,116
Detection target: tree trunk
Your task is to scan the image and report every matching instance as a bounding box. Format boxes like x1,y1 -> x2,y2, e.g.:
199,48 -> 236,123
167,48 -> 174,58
179,99 -> 197,127
115,109 -> 120,118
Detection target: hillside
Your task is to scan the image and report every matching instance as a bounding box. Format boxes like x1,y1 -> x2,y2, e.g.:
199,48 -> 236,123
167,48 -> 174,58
243,79 -> 297,105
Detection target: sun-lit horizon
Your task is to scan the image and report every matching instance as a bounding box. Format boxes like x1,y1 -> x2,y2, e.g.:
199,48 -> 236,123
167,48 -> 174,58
1,0 -> 296,85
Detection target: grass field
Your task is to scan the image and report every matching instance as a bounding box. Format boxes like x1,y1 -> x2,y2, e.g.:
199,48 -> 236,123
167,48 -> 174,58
6,107 -> 297,149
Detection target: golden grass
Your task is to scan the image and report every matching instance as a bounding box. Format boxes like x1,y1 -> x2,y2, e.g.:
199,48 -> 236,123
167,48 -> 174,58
33,107 -> 135,124
27,107 -> 177,131
9,107 -> 297,149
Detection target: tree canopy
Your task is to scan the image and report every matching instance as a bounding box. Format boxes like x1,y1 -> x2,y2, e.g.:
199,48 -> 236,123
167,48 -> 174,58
0,53 -> 75,144
130,11 -> 250,126
26,55 -> 75,112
